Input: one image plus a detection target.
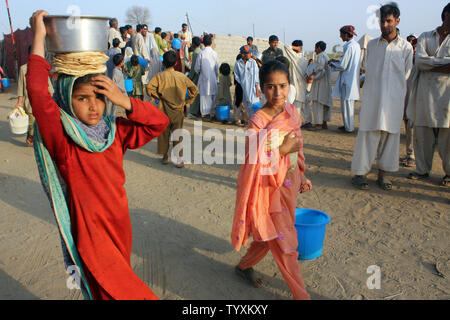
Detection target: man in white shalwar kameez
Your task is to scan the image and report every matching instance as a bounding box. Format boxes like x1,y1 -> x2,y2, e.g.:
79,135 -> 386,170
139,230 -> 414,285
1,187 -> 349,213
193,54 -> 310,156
179,23 -> 193,47
194,35 -> 219,119
284,40 -> 309,126
351,4 -> 413,190
234,45 -> 261,119
309,41 -> 333,130
407,3 -> 450,186
330,26 -> 361,133
132,25 -> 150,61
108,18 -> 126,49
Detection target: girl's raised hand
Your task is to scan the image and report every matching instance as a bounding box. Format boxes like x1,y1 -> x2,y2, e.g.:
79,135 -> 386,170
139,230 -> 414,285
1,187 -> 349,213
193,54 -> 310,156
91,75 -> 132,111
30,10 -> 48,57
30,10 -> 48,39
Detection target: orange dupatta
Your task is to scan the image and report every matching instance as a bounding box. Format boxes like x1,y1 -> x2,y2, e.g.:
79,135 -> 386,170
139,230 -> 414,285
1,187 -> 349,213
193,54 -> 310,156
231,103 -> 306,251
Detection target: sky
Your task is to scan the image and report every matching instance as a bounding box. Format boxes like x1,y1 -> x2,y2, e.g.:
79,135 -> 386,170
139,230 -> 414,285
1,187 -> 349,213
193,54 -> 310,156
0,0 -> 448,51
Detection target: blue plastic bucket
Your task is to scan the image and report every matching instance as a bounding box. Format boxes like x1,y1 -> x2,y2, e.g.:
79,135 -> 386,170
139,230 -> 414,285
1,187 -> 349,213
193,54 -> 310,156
1,78 -> 11,88
124,78 -> 133,92
295,209 -> 330,260
216,105 -> 230,120
138,56 -> 148,69
252,101 -> 262,112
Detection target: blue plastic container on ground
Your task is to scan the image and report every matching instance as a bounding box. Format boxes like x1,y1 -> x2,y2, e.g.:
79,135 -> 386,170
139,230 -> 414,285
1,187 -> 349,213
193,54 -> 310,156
216,105 -> 231,120
124,78 -> 133,93
1,78 -> 11,88
295,209 -> 330,260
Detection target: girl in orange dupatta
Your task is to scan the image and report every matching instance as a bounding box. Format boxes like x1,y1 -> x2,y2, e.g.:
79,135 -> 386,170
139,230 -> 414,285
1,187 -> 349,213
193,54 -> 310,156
231,60 -> 312,300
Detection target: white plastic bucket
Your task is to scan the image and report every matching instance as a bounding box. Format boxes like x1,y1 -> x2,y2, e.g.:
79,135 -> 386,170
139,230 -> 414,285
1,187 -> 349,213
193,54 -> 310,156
9,109 -> 29,135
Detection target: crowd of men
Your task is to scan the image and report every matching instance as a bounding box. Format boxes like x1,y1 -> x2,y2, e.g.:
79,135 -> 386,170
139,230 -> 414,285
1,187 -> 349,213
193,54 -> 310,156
103,2 -> 449,187
10,3 -> 445,183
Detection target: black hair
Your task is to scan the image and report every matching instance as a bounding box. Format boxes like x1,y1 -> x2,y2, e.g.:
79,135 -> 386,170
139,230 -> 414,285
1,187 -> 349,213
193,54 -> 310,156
315,41 -> 327,52
113,54 -> 124,66
162,50 -> 177,68
136,24 -> 143,32
131,55 -> 139,67
269,35 -> 279,43
379,2 -> 401,20
155,27 -> 162,34
203,35 -> 212,46
182,23 -> 188,27
406,35 -> 416,42
174,33 -> 179,38
443,3 -> 450,22
219,63 -> 231,76
125,25 -> 132,30
276,56 -> 290,70
192,36 -> 201,47
292,40 -> 303,47
109,18 -> 118,28
161,32 -> 167,39
112,38 -> 121,48
236,53 -> 243,61
28,45 -> 32,55
259,60 -> 290,88
247,36 -> 254,42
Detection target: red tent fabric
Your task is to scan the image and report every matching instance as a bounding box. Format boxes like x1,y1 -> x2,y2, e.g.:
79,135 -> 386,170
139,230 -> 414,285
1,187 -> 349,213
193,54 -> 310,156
3,27 -> 33,79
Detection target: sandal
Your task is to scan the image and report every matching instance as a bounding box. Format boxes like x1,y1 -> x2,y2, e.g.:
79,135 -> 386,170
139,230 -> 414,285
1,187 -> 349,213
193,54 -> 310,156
235,266 -> 263,288
400,156 -> 415,167
176,162 -> 185,169
441,175 -> 450,187
377,176 -> 392,191
306,126 -> 318,131
408,172 -> 429,180
352,175 -> 369,190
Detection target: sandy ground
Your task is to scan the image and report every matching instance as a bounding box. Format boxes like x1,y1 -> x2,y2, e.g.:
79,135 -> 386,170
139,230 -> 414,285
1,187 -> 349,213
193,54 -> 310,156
0,81 -> 449,300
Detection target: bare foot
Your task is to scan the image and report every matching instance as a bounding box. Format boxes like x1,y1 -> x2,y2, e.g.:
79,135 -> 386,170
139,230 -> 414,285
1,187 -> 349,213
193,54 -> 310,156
235,266 -> 263,288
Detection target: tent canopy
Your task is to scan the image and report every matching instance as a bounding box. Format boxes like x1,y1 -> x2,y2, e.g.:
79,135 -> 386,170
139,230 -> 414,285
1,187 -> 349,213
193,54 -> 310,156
1,27 -> 33,79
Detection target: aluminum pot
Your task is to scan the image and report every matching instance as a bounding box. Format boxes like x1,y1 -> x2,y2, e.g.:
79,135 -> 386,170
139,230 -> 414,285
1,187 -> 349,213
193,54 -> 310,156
44,15 -> 110,53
